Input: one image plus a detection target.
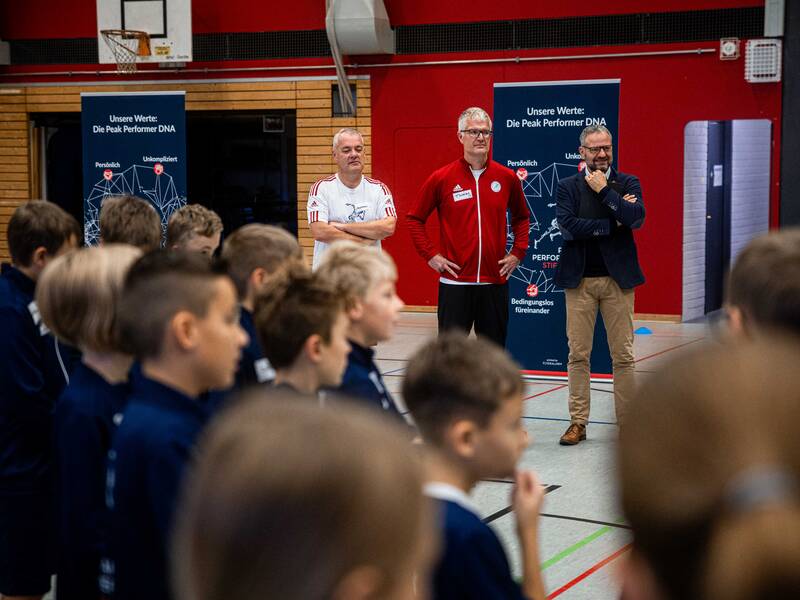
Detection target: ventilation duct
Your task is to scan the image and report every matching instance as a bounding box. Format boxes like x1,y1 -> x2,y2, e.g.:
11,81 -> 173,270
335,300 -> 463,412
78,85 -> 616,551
325,0 -> 394,114
326,0 -> 395,55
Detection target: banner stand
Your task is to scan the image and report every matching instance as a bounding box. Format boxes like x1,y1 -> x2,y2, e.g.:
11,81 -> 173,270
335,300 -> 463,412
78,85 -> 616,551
494,79 -> 621,379
81,91 -> 187,245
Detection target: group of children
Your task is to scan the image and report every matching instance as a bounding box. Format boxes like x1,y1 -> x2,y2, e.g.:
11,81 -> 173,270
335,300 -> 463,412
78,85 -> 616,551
2,193 -> 798,600
0,194 -> 548,600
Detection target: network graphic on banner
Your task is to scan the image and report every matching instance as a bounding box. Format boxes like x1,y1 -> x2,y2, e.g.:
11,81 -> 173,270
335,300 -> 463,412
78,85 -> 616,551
506,162 -> 578,294
84,164 -> 185,246
494,79 -> 619,375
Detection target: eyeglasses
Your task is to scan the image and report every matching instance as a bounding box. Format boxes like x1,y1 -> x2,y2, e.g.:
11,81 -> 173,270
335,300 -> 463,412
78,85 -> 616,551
461,129 -> 493,139
582,145 -> 613,155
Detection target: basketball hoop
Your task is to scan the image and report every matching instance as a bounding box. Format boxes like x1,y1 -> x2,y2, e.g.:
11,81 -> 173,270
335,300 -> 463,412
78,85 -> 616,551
100,29 -> 151,73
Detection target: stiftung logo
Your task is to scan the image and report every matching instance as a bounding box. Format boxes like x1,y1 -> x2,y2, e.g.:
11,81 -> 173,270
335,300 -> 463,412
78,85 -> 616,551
516,168 -> 528,181
526,284 -> 539,298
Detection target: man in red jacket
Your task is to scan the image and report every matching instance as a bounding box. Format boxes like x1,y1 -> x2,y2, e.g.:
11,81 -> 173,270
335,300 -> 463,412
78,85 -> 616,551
407,107 -> 530,346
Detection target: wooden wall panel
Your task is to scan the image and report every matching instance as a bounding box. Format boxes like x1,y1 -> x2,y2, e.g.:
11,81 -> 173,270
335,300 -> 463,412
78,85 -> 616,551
0,78 -> 371,266
0,89 -> 29,263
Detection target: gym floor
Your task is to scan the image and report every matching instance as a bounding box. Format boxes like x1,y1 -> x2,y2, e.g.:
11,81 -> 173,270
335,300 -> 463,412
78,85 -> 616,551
43,312 -> 708,600
378,312 -> 710,600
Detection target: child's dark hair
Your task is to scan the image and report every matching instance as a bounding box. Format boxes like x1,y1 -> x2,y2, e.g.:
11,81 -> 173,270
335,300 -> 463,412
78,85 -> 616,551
402,333 -> 523,445
7,200 -> 80,267
99,195 -> 162,251
117,250 -> 229,359
619,337 -> 800,600
252,265 -> 344,369
726,228 -> 800,336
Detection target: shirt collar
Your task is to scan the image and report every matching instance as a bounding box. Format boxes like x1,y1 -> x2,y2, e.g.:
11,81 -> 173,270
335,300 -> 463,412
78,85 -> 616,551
130,372 -> 210,421
347,339 -> 375,363
424,482 -> 482,517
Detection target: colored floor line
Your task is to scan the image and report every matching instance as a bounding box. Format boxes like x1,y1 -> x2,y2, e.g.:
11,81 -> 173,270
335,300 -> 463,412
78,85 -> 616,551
522,415 -> 617,426
634,337 -> 704,363
381,367 -> 406,376
540,525 -> 612,571
524,384 -> 567,400
540,512 -> 631,530
483,486 -> 561,523
590,386 -> 613,394
547,543 -> 632,599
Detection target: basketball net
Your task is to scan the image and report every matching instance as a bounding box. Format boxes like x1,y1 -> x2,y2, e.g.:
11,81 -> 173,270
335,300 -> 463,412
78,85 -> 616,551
101,30 -> 151,73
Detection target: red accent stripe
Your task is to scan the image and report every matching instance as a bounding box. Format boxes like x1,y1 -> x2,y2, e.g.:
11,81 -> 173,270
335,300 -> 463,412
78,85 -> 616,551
634,338 -> 704,364
523,384 -> 567,400
309,211 -> 318,223
311,174 -> 335,195
520,370 -> 614,380
365,176 -> 391,196
547,544 -> 632,598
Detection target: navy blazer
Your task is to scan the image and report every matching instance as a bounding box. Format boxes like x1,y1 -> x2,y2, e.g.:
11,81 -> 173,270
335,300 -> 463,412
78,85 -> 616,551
555,168 -> 645,289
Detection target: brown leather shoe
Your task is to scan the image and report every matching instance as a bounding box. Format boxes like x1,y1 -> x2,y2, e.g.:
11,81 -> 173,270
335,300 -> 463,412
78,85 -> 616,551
559,423 -> 587,446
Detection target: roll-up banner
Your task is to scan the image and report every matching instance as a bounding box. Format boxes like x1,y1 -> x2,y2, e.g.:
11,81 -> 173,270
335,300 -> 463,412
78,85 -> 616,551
81,91 -> 187,246
494,80 -> 620,379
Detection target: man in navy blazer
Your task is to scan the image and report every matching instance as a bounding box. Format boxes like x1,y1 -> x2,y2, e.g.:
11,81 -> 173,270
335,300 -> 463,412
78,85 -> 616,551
555,125 -> 645,445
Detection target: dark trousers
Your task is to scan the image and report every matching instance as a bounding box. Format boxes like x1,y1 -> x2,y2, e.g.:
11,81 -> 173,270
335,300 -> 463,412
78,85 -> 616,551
437,282 -> 509,347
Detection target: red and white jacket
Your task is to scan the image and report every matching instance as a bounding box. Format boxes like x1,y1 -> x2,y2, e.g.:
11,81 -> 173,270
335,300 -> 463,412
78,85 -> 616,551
406,158 -> 530,284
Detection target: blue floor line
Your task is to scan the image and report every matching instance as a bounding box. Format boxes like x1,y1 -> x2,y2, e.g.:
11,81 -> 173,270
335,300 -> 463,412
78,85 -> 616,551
522,415 -> 617,426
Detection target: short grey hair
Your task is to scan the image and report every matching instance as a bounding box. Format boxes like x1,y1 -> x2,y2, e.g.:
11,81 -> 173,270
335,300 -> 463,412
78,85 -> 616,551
332,127 -> 363,150
458,107 -> 492,132
580,125 -> 613,146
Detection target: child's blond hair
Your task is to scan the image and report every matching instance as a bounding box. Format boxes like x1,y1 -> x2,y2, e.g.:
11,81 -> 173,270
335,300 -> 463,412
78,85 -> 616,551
315,240 -> 397,309
37,244 -> 142,353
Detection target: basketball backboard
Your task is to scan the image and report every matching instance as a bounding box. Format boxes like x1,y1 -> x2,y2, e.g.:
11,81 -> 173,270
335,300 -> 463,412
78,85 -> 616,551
97,0 -> 192,65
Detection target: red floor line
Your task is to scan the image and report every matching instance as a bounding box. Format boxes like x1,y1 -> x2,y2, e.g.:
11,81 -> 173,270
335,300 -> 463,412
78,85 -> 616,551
524,384 -> 567,400
634,337 -> 704,364
546,543 -> 632,599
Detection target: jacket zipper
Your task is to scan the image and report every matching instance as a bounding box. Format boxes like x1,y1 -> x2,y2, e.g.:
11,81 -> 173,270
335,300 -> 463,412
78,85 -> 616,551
475,173 -> 482,283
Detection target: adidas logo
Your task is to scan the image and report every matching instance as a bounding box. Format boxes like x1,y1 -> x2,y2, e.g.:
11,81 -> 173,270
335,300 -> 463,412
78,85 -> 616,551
453,184 -> 463,192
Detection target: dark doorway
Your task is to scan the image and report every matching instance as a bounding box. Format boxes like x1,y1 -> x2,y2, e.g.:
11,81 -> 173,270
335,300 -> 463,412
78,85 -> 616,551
31,113 -> 84,227
186,111 -> 297,236
704,120 -> 732,314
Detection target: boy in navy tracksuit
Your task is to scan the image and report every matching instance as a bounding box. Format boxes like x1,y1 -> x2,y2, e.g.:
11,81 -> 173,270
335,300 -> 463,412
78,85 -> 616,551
0,200 -> 79,600
105,251 -> 247,600
403,333 -> 546,600
36,245 -> 142,600
253,266 -> 350,398
316,241 -> 405,419
221,223 -> 303,390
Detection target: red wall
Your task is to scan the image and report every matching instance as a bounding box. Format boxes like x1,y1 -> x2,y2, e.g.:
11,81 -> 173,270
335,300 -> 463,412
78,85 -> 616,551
366,44 -> 781,314
0,1 -> 762,39
0,1 -> 780,316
